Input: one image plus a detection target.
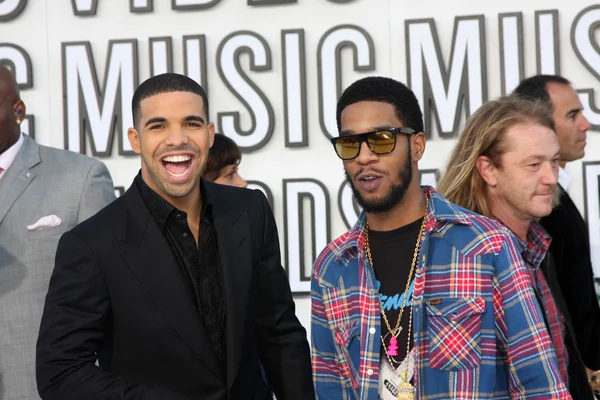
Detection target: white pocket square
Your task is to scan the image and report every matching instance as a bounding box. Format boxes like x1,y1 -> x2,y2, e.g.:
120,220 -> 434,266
27,214 -> 62,231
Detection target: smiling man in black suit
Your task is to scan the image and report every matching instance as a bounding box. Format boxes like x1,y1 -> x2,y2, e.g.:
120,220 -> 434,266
35,72 -> 314,400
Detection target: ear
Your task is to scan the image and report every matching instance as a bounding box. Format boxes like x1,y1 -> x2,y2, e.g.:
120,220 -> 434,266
411,132 -> 426,162
208,122 -> 215,148
13,100 -> 25,122
475,155 -> 498,186
127,127 -> 142,154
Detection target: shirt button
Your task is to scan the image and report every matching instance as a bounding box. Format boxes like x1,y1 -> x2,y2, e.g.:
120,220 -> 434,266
183,232 -> 188,237
176,214 -> 182,219
367,369 -> 374,375
369,327 -> 376,334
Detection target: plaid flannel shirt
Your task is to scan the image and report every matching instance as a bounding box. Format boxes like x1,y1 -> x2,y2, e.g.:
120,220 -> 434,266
513,221 -> 569,385
311,186 -> 570,399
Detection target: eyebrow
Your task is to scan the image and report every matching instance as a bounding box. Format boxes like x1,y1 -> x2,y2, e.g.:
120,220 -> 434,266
339,125 -> 396,137
144,117 -> 167,128
144,115 -> 206,128
184,115 -> 206,124
524,151 -> 560,162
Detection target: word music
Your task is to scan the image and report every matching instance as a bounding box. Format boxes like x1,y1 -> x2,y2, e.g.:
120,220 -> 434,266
2,1 -> 600,292
2,7 -> 599,153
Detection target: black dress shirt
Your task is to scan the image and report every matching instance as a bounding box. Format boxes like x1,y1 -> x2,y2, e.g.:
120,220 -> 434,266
135,173 -> 225,369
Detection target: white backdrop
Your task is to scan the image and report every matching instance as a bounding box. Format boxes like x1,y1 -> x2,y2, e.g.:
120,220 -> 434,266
1,0 -> 599,335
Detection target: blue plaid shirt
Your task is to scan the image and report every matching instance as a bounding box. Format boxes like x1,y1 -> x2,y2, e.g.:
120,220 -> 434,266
311,187 -> 570,399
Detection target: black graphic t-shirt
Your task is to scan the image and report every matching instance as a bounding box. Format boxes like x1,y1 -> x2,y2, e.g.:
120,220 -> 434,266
368,217 -> 423,365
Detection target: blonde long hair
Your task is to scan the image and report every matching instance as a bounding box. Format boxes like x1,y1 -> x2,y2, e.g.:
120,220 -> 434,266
437,95 -> 555,217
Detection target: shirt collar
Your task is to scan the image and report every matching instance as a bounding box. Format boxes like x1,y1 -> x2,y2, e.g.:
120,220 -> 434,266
134,170 -> 212,229
558,167 -> 571,190
0,132 -> 24,176
511,220 -> 551,270
336,185 -> 473,257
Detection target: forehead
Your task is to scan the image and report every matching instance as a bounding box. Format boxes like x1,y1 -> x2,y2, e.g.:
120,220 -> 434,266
0,78 -> 17,103
139,91 -> 205,119
504,122 -> 559,158
546,82 -> 582,110
340,101 -> 401,132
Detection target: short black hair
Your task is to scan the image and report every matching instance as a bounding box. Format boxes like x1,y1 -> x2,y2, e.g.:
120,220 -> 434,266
336,76 -> 424,134
204,133 -> 242,181
131,72 -> 209,129
511,74 -> 571,103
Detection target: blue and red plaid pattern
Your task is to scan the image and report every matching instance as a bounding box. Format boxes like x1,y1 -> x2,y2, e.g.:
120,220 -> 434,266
510,221 -> 569,385
311,186 -> 570,399
426,297 -> 485,370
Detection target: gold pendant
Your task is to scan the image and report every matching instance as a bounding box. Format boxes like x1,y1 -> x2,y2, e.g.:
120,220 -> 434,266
397,372 -> 414,400
396,382 -> 414,400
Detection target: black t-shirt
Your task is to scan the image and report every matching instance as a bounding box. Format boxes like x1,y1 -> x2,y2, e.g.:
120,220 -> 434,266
368,217 -> 423,365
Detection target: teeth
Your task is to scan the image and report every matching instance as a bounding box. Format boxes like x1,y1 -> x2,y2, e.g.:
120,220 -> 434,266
162,155 -> 191,162
166,170 -> 189,178
362,176 -> 377,180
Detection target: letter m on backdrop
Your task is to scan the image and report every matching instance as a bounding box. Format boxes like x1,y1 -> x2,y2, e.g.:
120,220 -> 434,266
406,16 -> 487,139
62,40 -> 138,156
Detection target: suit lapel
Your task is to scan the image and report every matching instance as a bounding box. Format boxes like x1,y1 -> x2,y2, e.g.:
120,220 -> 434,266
207,182 -> 252,389
114,184 -> 221,377
0,135 -> 39,225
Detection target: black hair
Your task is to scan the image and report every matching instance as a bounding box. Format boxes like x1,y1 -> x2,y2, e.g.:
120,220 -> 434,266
511,74 -> 571,104
131,72 -> 209,129
336,76 -> 424,134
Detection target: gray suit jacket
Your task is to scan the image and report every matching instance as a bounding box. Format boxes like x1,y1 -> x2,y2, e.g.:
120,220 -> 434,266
0,134 -> 116,400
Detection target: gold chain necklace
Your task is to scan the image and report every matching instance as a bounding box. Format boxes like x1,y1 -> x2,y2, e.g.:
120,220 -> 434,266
365,195 -> 429,400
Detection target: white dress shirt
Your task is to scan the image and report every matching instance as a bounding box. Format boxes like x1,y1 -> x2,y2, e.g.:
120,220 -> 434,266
558,166 -> 571,190
0,132 -> 24,180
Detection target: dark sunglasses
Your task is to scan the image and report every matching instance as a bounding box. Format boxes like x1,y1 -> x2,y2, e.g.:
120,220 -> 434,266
330,127 -> 416,160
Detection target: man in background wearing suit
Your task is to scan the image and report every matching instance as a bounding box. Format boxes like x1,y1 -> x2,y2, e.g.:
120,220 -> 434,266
0,65 -> 116,400
36,72 -> 314,400
514,74 -> 600,393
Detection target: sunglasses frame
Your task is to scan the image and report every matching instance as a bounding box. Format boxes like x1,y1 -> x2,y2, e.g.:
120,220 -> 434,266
330,127 -> 417,160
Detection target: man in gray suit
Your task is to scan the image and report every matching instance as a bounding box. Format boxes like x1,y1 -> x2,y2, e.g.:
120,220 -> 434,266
0,66 -> 116,399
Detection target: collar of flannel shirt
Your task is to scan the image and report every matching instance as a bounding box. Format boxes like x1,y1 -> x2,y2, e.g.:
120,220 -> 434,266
514,220 -> 552,270
334,185 -> 473,259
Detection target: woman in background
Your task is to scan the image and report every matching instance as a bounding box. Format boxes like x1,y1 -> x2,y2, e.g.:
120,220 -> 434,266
205,133 -> 248,188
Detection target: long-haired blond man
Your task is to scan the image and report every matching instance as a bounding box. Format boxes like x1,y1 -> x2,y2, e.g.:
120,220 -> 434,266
438,95 -> 593,399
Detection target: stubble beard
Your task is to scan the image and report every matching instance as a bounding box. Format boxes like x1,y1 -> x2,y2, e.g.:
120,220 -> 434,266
346,152 -> 413,214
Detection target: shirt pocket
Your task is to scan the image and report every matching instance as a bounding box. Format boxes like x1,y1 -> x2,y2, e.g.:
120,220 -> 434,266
425,297 -> 486,371
333,320 -> 361,391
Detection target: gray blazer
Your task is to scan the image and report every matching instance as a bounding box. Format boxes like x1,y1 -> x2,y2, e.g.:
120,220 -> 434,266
0,134 -> 116,400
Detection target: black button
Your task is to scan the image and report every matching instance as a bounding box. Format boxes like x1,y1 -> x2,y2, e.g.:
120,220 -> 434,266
183,232 -> 188,237
176,214 -> 182,219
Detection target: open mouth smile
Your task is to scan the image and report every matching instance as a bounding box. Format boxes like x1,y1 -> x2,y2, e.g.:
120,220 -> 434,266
161,154 -> 195,182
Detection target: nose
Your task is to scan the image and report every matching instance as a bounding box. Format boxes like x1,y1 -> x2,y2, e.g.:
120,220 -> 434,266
354,141 -> 377,165
165,126 -> 189,147
541,161 -> 559,186
235,174 -> 248,188
578,113 -> 592,132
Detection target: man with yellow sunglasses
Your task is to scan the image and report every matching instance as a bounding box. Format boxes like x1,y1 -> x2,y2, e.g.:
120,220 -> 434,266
311,76 -> 570,400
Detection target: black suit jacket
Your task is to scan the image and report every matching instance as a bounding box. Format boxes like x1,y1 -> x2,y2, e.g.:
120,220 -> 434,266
540,185 -> 600,370
36,179 -> 314,400
541,254 -> 595,399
